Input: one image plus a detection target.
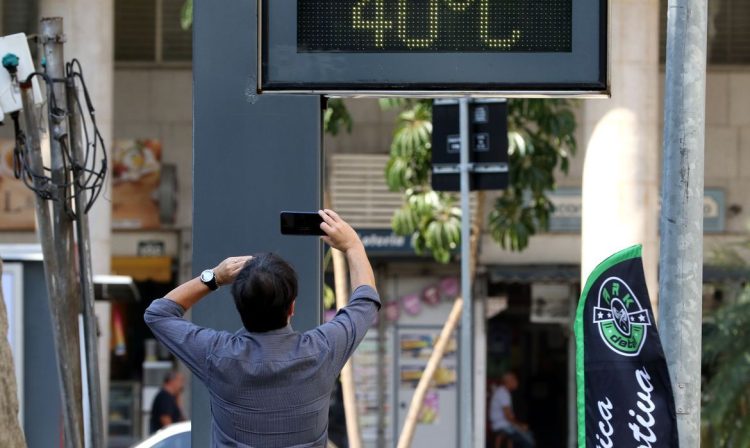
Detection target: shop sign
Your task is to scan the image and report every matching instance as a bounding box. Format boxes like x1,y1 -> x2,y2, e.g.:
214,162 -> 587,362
548,188 -> 726,233
358,229 -> 412,254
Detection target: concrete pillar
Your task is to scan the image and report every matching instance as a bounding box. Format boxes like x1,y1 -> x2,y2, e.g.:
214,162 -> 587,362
581,0 -> 660,313
39,0 -> 114,276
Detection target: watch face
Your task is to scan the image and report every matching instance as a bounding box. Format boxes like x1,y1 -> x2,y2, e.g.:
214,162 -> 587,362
200,270 -> 214,283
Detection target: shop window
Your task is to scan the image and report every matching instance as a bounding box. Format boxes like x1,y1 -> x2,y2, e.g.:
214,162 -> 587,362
660,0 -> 750,65
115,0 -> 192,63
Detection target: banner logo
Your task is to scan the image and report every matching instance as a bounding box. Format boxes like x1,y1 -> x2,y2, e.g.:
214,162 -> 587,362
593,277 -> 652,356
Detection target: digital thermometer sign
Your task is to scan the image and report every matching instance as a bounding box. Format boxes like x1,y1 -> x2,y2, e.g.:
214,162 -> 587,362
260,0 -> 608,96
298,0 -> 572,53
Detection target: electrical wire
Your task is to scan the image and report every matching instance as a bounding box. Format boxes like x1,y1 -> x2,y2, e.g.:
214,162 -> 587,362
9,58 -> 108,218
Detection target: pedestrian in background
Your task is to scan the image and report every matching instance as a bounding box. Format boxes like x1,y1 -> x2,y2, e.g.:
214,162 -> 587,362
149,371 -> 185,434
490,372 -> 535,448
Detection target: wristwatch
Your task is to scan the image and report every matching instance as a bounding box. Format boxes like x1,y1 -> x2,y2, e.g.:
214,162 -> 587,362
200,269 -> 219,290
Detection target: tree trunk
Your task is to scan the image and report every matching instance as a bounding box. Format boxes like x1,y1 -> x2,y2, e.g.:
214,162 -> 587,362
0,259 -> 27,447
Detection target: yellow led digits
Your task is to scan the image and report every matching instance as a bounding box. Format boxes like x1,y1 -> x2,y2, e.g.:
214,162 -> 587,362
396,0 -> 439,48
444,0 -> 473,12
353,0 -> 392,47
479,0 -> 521,49
297,0 -> 571,53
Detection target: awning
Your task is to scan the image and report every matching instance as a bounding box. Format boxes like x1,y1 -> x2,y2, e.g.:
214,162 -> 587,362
703,265 -> 750,283
111,256 -> 173,283
488,264 -> 749,284
94,275 -> 140,302
489,265 -> 580,283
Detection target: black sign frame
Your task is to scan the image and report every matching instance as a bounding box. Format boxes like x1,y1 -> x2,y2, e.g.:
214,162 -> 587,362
259,0 -> 609,96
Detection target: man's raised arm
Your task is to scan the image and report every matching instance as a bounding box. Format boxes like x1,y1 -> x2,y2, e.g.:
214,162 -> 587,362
319,209 -> 376,292
144,256 -> 251,381
318,209 -> 380,370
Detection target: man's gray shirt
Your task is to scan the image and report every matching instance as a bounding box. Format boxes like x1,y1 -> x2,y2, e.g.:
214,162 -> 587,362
144,285 -> 380,448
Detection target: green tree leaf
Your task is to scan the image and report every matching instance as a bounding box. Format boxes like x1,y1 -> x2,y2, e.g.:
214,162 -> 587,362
181,0 -> 193,30
383,99 -> 578,262
701,242 -> 750,446
323,99 -> 353,136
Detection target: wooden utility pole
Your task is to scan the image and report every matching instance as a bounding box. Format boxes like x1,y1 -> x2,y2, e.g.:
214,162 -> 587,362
397,298 -> 463,448
398,191 -> 486,448
332,248 -> 363,448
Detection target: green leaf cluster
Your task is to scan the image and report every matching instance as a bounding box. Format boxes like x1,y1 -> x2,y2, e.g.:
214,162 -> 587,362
181,0 -> 193,30
702,285 -> 750,447
382,98 -> 577,262
323,99 -> 353,136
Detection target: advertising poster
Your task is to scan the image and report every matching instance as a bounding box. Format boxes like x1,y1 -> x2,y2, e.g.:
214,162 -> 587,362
396,327 -> 458,438
0,140 -> 36,230
112,139 -> 162,229
575,245 -> 678,447
398,332 -> 457,390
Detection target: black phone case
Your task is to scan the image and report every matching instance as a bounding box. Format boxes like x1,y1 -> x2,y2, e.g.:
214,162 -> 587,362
280,212 -> 325,235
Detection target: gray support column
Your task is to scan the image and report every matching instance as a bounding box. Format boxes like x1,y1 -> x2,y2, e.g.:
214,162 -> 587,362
581,0 -> 661,313
659,0 -> 707,444
192,0 -> 322,446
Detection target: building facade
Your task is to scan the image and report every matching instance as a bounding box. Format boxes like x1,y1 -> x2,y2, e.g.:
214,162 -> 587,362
0,0 -> 749,447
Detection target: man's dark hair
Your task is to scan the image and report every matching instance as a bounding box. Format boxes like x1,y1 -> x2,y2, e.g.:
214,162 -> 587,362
231,253 -> 298,332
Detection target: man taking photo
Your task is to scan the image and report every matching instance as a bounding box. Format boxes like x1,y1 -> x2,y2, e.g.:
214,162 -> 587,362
145,210 -> 380,447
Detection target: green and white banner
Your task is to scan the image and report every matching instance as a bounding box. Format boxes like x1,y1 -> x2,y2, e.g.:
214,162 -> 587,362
575,245 -> 678,447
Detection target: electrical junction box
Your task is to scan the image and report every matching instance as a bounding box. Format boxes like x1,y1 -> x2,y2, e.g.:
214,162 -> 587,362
0,33 -> 43,119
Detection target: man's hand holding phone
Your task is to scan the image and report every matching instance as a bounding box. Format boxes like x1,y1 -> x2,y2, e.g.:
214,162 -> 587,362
318,209 -> 362,253
319,209 -> 376,291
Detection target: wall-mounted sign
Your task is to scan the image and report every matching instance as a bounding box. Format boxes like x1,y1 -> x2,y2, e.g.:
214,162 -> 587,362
702,189 -> 726,233
261,0 -> 608,95
358,229 -> 412,253
112,139 -> 162,230
431,99 -> 508,191
548,188 -> 727,233
137,240 -> 166,257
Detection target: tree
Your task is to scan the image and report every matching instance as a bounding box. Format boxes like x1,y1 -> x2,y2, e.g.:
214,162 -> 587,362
382,98 -> 577,262
701,239 -> 750,447
0,259 -> 26,447
181,0 -> 193,30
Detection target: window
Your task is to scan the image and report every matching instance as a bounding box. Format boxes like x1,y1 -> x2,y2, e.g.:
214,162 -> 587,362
115,0 -> 192,63
1,0 -> 38,36
660,0 -> 750,65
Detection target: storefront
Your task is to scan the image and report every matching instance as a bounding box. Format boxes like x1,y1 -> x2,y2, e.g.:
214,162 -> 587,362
484,266 -> 580,448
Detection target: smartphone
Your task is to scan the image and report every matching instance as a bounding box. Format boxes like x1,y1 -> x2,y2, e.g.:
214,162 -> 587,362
280,211 -> 325,236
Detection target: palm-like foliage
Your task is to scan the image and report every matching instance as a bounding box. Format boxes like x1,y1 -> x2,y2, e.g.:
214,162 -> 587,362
702,239 -> 750,447
383,98 -> 577,261
181,0 -> 193,30
702,287 -> 750,446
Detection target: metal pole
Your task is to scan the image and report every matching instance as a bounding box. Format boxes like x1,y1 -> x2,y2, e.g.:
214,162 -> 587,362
19,78 -> 83,448
659,0 -> 707,444
458,96 -> 473,448
39,17 -> 86,448
67,73 -> 105,448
